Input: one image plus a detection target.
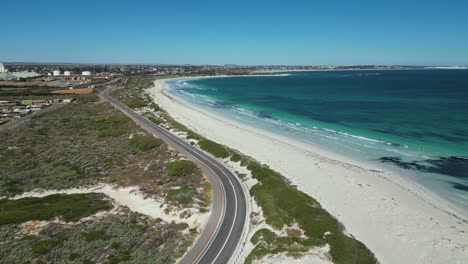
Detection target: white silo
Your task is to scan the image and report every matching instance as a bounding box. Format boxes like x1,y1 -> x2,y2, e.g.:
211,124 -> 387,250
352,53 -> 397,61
82,71 -> 91,76
64,71 -> 71,76
53,70 -> 61,76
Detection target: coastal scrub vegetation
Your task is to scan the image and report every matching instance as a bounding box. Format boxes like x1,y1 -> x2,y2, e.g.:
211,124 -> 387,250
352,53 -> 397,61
230,153 -> 242,162
118,75 -> 377,263
0,78 -> 210,263
167,160 -> 201,178
0,209 -> 193,263
166,186 -> 198,205
198,139 -> 230,159
110,75 -> 160,111
0,90 -> 209,208
129,134 -> 163,151
0,193 -> 112,225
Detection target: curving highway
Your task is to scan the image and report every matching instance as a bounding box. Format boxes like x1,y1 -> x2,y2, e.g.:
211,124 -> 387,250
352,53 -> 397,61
100,80 -> 247,264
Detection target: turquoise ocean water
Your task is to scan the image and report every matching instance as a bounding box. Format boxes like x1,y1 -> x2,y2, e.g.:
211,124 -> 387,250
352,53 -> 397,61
166,70 -> 468,211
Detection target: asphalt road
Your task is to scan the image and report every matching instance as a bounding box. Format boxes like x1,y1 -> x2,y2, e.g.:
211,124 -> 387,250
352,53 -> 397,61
101,81 -> 247,264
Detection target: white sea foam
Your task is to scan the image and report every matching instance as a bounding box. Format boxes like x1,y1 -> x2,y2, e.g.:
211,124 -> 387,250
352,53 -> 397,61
454,193 -> 468,201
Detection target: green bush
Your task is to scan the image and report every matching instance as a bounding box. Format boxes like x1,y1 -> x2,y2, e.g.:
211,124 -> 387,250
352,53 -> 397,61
251,228 -> 277,245
81,229 -> 109,242
111,241 -> 121,249
32,239 -> 61,254
166,160 -> 200,177
148,102 -> 160,111
98,128 -> 125,137
69,252 -> 80,260
147,115 -> 164,125
198,139 -> 230,158
101,115 -> 128,126
166,187 -> 197,205
126,99 -> 148,109
326,233 -> 377,264
52,161 -> 85,176
0,193 -> 113,225
130,134 -> 163,151
230,153 -> 242,162
0,177 -> 23,197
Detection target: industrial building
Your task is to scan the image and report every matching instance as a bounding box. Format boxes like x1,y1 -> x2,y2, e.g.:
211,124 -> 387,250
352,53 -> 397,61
64,71 -> 71,76
0,63 -> 40,80
82,71 -> 91,76
53,70 -> 61,76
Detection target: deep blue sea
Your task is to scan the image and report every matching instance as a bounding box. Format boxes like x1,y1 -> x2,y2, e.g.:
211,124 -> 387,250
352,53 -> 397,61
166,70 -> 468,211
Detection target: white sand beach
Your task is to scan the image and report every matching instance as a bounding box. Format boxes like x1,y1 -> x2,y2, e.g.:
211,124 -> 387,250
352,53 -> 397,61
148,78 -> 468,264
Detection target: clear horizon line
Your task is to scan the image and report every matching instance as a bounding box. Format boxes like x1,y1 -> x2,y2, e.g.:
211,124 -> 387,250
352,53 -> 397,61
2,61 -> 467,67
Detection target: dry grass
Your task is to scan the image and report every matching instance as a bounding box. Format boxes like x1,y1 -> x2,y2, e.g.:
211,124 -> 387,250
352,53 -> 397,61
0,81 -> 47,87
52,88 -> 94,94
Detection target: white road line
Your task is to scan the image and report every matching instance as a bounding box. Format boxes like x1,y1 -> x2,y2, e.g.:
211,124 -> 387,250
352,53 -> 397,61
104,89 -> 245,264
209,167 -> 239,264
126,104 -> 230,263
155,124 -> 234,264
139,108 -> 242,264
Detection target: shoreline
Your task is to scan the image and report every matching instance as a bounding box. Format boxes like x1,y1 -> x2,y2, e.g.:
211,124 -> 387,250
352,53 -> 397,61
162,76 -> 467,216
255,67 -> 468,73
148,77 -> 468,264
161,76 -> 468,217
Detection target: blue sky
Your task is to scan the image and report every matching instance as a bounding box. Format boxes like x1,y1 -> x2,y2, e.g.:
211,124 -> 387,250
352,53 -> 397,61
1,0 -> 467,65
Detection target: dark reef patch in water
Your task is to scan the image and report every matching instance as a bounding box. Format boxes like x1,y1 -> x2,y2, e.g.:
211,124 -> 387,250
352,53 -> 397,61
379,156 -> 468,179
452,182 -> 468,191
181,88 -> 205,92
211,101 -> 235,109
254,111 -> 273,119
374,129 -> 467,143
453,129 -> 468,137
255,96 -> 388,125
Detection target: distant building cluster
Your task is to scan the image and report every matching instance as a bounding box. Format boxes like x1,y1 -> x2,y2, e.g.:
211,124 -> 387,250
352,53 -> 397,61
0,63 -> 7,73
48,70 -> 92,76
0,98 -> 73,123
0,62 -> 41,80
1,62 -> 427,82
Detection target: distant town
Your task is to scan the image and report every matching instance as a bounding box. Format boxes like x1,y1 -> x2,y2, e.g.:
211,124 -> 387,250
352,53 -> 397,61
0,62 -> 449,81
0,61 -> 464,127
